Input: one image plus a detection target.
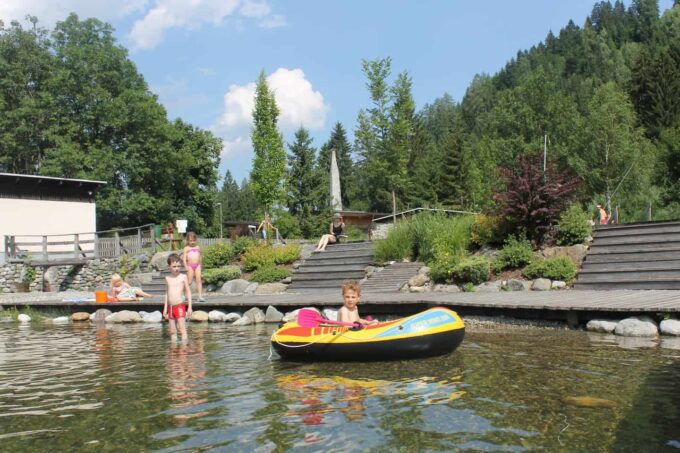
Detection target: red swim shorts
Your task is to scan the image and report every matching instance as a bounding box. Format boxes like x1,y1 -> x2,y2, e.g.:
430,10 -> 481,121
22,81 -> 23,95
168,304 -> 186,320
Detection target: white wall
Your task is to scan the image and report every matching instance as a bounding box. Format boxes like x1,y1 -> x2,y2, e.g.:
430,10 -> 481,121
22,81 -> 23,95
0,199 -> 97,263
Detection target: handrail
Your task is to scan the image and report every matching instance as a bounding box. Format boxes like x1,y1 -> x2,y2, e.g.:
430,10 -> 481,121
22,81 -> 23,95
7,223 -> 156,237
372,207 -> 478,223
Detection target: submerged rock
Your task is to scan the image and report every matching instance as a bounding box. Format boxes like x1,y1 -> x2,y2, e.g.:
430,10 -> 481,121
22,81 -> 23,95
140,311 -> 163,323
562,396 -> 616,408
243,307 -> 265,323
51,316 -> 69,324
189,310 -> 209,322
17,314 -> 31,322
71,312 -> 90,322
264,306 -> 283,323
225,312 -> 241,322
208,310 -> 229,322
105,310 -> 142,323
232,316 -> 253,326
90,309 -> 112,322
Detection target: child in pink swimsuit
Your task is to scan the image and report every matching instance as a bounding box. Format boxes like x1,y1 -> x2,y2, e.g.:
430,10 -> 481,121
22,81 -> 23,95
182,232 -> 204,302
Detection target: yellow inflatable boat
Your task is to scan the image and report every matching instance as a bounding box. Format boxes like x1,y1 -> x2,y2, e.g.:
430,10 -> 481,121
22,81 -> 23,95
271,307 -> 465,361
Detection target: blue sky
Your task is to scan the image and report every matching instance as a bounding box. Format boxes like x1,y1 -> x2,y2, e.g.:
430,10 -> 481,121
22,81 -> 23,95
1,0 -> 674,183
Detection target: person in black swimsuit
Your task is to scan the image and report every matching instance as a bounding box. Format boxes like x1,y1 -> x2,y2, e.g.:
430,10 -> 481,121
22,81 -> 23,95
315,213 -> 345,251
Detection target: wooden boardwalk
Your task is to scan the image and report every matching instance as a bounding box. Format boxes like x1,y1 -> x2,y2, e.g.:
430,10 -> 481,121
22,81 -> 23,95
5,290 -> 680,323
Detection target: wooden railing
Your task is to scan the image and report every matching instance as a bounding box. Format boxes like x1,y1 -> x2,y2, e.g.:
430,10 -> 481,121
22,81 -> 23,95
4,224 -> 156,264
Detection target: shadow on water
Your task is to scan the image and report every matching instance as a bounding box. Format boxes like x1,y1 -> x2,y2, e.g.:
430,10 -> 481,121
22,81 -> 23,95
613,359 -> 680,452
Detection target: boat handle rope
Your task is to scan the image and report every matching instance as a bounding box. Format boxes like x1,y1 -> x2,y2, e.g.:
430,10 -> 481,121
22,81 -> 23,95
268,330 -> 336,360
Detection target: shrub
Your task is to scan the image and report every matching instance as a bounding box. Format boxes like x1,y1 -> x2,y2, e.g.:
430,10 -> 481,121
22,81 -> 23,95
273,244 -> 301,264
471,214 -> 505,247
462,282 -> 476,292
232,236 -> 258,258
452,257 -> 490,285
345,224 -> 367,241
251,265 -> 291,283
523,256 -> 577,282
242,245 -> 276,271
493,235 -> 534,272
494,153 -> 579,245
374,211 -> 473,264
202,242 -> 234,268
275,212 -> 303,239
557,204 -> 592,246
429,252 -> 464,283
202,267 -> 242,286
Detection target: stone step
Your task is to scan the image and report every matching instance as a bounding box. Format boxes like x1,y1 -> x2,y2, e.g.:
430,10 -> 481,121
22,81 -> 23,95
593,232 -> 680,246
594,224 -> 680,238
594,220 -> 680,234
288,279 -> 353,289
584,250 -> 680,263
574,280 -> 680,290
588,243 -> 680,254
292,271 -> 365,282
581,260 -> 680,272
577,269 -> 680,282
305,250 -> 375,261
295,263 -> 368,273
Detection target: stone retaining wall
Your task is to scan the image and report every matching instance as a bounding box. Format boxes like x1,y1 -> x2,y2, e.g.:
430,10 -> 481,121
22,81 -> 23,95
0,254 -> 150,293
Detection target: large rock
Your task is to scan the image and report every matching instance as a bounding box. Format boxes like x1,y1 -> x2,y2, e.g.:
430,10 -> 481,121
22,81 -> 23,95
409,285 -> 428,293
220,279 -> 251,295
17,313 -> 31,322
551,280 -> 567,289
232,316 -> 253,326
282,308 -> 301,323
660,319 -> 680,336
586,320 -> 618,333
265,306 -> 284,323
255,283 -> 288,295
127,273 -> 155,287
105,310 -> 142,323
408,274 -> 429,288
417,266 -> 431,276
540,244 -> 588,265
51,316 -> 70,324
43,266 -> 60,292
477,281 -> 502,292
614,317 -> 658,337
243,307 -> 265,323
433,284 -> 461,293
140,311 -> 163,323
505,279 -> 528,291
208,310 -> 229,322
189,310 -> 209,322
150,251 -> 177,271
532,278 -> 551,291
244,283 -> 258,294
71,312 -> 91,322
90,308 -> 112,322
225,312 -> 241,322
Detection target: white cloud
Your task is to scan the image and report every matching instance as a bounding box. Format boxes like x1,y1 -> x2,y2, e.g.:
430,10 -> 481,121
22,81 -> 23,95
128,0 -> 285,50
0,0 -> 146,27
212,68 -> 330,172
258,14 -> 286,29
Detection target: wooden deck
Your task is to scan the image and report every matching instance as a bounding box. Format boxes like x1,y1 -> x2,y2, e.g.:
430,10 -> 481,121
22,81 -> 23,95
5,290 -> 680,324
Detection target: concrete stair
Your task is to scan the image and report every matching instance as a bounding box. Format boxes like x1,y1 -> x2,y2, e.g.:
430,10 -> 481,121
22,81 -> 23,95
361,261 -> 424,293
288,242 -> 375,293
575,220 -> 680,290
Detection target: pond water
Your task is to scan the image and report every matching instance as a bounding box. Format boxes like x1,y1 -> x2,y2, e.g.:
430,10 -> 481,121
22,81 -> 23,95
0,321 -> 679,452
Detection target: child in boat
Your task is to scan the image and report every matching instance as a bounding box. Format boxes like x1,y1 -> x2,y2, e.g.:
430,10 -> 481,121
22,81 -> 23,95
110,273 -> 153,301
182,231 -> 204,302
163,253 -> 193,342
338,280 -> 378,326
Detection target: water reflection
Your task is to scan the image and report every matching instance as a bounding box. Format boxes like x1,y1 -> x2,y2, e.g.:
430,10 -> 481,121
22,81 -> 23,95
165,339 -> 208,423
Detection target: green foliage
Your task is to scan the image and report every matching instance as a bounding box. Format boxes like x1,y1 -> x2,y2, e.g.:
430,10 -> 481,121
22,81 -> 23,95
523,257 -> 577,282
428,253 -> 463,283
232,236 -> 258,258
273,244 -> 301,265
21,265 -> 36,283
344,224 -> 367,241
202,267 -> 241,287
116,255 -> 140,280
218,173 -> 260,222
493,235 -> 534,272
557,204 -> 592,246
202,242 -> 234,269
241,244 -> 299,271
274,212 -> 303,239
462,282 -> 476,292
250,265 -> 291,283
471,214 -> 506,247
250,71 -> 286,212
374,212 -> 473,265
451,257 -> 490,285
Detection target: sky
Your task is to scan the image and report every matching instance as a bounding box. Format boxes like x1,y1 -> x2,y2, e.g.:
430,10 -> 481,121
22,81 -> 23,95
0,0 -> 675,184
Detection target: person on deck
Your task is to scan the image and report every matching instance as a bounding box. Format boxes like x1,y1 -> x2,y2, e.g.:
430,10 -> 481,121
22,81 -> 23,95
315,213 -> 345,252
596,204 -> 609,225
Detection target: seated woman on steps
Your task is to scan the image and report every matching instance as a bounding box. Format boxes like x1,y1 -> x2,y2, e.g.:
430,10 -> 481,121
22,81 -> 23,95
315,213 -> 345,252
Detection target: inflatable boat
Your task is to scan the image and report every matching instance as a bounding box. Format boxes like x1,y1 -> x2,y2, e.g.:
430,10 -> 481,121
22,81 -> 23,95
271,307 -> 465,361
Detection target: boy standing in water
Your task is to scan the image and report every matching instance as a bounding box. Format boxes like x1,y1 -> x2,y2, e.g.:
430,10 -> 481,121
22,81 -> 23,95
163,254 -> 193,342
338,280 -> 378,326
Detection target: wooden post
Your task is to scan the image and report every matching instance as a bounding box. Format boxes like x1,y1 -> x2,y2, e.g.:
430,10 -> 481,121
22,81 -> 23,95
646,203 -> 652,222
3,236 -> 8,260
137,228 -> 142,253
10,236 -> 16,259
148,225 -> 155,251
614,205 -> 620,224
114,231 -> 120,257
42,235 -> 47,261
392,190 -> 397,224
74,234 -> 79,259
95,234 -> 100,259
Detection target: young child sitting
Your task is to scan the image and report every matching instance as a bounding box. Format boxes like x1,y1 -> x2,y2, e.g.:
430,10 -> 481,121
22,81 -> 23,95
338,280 -> 378,326
163,253 -> 193,342
110,273 -> 153,301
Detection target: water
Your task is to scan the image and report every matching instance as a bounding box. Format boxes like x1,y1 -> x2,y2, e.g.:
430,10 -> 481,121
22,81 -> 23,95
0,321 -> 679,452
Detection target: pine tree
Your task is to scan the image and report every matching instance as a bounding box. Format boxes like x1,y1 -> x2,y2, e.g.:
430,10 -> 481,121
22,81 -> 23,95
287,127 -> 322,237
250,71 -> 286,216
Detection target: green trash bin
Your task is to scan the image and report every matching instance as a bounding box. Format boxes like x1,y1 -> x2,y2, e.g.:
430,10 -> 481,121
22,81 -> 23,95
154,224 -> 163,238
